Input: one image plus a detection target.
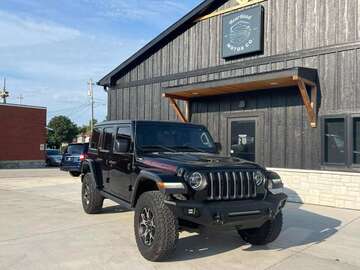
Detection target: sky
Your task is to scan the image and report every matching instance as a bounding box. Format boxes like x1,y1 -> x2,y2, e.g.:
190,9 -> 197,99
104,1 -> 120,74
0,0 -> 202,125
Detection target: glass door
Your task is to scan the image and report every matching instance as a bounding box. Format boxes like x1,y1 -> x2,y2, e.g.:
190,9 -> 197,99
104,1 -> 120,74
226,112 -> 264,164
229,120 -> 256,162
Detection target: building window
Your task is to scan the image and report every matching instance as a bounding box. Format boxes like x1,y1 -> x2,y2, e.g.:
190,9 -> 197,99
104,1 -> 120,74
324,118 -> 346,164
354,118 -> 360,164
322,115 -> 360,169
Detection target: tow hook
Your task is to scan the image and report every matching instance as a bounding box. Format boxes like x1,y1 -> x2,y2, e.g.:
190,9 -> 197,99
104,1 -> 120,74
214,212 -> 224,225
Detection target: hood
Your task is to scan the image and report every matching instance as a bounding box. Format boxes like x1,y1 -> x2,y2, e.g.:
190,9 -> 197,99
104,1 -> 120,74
138,152 -> 262,172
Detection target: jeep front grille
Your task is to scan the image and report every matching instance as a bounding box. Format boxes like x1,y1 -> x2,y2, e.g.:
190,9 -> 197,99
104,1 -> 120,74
206,170 -> 258,200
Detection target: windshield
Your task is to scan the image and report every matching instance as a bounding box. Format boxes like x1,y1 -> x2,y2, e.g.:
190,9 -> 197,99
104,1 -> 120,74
136,122 -> 216,153
47,150 -> 60,155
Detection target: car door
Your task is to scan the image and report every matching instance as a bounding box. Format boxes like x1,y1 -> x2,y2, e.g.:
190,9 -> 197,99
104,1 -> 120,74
98,126 -> 114,193
109,125 -> 133,202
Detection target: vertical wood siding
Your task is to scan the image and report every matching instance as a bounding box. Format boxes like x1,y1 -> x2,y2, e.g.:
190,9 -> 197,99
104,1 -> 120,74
108,0 -> 360,170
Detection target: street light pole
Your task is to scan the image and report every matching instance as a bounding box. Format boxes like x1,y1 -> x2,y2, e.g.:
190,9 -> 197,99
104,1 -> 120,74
88,79 -> 95,132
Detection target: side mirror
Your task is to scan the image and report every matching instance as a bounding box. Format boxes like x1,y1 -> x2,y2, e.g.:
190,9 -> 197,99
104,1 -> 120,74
215,142 -> 222,152
114,136 -> 131,153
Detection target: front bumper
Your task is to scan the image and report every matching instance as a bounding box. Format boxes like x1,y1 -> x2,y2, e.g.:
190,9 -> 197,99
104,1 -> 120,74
165,193 -> 287,229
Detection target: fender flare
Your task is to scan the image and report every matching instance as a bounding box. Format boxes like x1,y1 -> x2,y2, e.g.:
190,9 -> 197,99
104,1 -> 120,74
130,170 -> 187,207
81,159 -> 103,188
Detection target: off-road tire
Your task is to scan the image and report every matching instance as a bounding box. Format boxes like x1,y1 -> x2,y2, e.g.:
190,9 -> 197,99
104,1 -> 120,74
81,173 -> 104,214
70,171 -> 81,177
238,211 -> 283,245
134,191 -> 179,262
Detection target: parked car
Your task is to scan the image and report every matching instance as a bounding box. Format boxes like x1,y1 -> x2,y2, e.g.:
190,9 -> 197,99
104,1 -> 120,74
60,143 -> 89,177
80,121 -> 287,261
45,149 -> 62,167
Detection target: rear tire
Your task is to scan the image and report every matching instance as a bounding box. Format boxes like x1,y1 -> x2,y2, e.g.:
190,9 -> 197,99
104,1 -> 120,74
70,171 -> 81,177
81,173 -> 103,214
134,191 -> 178,262
238,211 -> 283,245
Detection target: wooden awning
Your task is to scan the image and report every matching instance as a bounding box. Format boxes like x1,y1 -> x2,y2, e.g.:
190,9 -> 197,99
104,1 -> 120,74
163,67 -> 319,128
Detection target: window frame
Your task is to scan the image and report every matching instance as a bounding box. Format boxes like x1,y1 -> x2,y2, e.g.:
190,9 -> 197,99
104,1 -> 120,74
100,126 -> 114,153
350,114 -> 360,168
89,127 -> 101,150
113,125 -> 133,154
321,114 -> 360,171
321,115 -> 348,167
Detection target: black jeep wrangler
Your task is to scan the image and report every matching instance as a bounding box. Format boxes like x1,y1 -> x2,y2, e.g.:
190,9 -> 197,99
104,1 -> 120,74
81,120 -> 287,261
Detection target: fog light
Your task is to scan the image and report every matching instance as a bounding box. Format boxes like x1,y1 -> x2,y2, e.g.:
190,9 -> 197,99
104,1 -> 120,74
184,208 -> 200,217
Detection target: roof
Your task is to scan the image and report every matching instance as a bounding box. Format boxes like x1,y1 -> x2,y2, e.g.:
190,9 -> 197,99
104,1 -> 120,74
98,0 -> 226,87
163,67 -> 318,100
0,103 -> 47,110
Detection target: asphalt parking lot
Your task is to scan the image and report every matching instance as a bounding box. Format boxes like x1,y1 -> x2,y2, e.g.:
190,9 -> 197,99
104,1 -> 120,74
0,169 -> 360,270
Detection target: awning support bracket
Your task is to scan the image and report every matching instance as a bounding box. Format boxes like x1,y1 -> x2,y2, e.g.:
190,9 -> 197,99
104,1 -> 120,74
164,94 -> 190,123
294,76 -> 318,128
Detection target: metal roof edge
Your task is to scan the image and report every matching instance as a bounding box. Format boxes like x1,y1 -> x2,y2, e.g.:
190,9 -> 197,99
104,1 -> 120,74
0,103 -> 47,110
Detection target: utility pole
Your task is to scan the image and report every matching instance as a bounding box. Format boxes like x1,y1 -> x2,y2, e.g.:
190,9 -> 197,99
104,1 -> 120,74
0,78 -> 9,104
88,79 -> 95,132
17,94 -> 24,104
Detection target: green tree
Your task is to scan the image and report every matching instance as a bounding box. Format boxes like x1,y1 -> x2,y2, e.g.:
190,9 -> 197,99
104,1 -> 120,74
78,119 -> 98,134
47,116 -> 79,148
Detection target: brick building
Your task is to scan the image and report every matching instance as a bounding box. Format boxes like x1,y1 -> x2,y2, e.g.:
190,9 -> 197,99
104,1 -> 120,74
0,103 -> 47,168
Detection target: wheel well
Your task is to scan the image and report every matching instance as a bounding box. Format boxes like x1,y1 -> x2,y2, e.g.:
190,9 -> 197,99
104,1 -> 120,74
133,179 -> 158,207
80,162 -> 91,183
82,162 -> 90,174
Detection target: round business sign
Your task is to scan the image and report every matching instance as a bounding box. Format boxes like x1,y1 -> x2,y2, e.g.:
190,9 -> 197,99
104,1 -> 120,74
222,6 -> 263,58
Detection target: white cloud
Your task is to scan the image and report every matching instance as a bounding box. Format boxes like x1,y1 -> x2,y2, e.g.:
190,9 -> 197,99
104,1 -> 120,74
0,10 -> 81,47
0,0 -> 200,124
0,9 -> 145,124
82,0 -> 190,22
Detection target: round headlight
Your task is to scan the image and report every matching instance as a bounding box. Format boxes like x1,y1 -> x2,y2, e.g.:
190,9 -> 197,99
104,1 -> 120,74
253,170 -> 265,186
188,172 -> 207,191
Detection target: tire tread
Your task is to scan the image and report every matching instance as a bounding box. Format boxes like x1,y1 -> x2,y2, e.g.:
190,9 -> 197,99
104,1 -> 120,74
134,191 -> 178,261
82,173 -> 103,214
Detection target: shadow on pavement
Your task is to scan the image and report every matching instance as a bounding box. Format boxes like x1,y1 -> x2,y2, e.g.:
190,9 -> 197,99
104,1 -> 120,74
167,189 -> 341,262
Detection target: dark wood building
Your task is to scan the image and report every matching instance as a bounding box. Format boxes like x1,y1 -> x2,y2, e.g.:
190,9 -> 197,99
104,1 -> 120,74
98,0 -> 360,173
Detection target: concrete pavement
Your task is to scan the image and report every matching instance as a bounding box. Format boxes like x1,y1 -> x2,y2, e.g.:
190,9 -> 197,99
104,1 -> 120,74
0,168 -> 360,270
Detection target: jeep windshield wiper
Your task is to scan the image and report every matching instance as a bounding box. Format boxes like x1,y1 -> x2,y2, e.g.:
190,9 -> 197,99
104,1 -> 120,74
139,145 -> 176,153
172,145 -> 206,153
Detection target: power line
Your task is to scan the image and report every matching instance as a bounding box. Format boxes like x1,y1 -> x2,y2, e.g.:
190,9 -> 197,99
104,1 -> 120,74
48,102 -> 90,114
67,104 -> 91,119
